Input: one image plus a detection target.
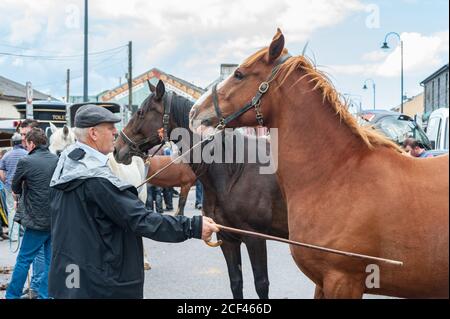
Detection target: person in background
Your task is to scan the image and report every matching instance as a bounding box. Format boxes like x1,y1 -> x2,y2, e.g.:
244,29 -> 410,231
0,133 -> 28,241
162,146 -> 174,211
403,138 -> 433,158
6,128 -> 58,299
195,180 -> 203,210
146,184 -> 164,214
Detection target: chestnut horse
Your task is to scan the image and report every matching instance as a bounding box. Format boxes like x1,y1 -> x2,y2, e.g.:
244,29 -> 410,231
146,155 -> 196,216
114,82 -> 288,299
190,29 -> 449,298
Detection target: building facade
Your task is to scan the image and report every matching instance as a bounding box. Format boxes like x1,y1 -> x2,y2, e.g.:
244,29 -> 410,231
421,64 -> 449,115
391,93 -> 424,118
0,76 -> 54,120
99,68 -> 205,110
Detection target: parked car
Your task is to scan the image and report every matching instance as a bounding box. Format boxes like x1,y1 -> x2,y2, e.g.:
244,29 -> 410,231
426,108 -> 449,151
356,110 -> 431,149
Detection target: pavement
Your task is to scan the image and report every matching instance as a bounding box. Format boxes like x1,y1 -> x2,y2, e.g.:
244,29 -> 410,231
0,188 -> 388,299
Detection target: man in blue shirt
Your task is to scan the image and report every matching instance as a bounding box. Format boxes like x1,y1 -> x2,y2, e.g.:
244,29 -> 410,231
0,132 -> 28,240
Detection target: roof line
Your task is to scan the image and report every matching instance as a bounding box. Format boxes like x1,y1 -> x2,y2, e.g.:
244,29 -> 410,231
420,64 -> 449,84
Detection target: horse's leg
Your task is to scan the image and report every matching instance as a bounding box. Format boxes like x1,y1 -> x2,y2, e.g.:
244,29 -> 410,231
175,184 -> 189,216
314,285 -> 325,299
220,236 -> 244,299
245,238 -> 269,299
143,248 -> 151,270
322,271 -> 364,299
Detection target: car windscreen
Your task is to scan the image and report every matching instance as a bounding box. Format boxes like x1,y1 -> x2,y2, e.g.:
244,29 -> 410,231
375,116 -> 430,148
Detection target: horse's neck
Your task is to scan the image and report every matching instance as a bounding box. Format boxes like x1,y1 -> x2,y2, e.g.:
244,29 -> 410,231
273,79 -> 367,191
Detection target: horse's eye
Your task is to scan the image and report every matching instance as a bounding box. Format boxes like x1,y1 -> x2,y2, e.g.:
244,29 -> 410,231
234,70 -> 244,80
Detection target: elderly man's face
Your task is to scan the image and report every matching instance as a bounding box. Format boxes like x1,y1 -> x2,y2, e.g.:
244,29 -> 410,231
90,123 -> 118,155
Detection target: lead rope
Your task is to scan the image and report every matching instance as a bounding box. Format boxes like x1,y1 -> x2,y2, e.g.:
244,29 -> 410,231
137,125 -> 224,189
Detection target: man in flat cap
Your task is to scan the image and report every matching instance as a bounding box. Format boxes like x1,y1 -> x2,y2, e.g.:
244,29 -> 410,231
48,104 -> 219,299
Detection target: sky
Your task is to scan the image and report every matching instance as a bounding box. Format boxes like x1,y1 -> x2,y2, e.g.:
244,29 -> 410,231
0,0 -> 448,111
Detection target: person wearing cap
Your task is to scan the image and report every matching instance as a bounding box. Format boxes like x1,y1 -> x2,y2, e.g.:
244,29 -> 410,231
5,128 -> 58,299
0,132 -> 28,241
48,104 -> 219,299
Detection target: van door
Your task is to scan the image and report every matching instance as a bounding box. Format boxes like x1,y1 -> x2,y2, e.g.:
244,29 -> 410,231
427,117 -> 441,150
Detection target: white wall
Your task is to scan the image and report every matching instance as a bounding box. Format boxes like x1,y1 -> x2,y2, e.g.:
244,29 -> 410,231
0,100 -> 20,119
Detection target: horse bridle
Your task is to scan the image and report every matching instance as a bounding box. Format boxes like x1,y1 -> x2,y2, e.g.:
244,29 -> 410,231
119,93 -> 173,158
211,54 -> 291,128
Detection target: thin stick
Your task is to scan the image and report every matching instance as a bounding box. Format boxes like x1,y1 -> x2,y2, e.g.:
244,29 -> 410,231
216,224 -> 403,266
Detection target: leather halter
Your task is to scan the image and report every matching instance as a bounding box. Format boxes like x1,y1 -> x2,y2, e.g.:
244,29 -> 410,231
119,93 -> 173,158
211,54 -> 291,128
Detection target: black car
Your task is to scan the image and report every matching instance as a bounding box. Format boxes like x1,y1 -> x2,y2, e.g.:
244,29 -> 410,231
356,110 -> 431,150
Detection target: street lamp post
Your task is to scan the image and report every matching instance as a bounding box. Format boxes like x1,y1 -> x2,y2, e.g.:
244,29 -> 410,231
382,32 -> 404,114
363,79 -> 376,110
83,0 -> 88,102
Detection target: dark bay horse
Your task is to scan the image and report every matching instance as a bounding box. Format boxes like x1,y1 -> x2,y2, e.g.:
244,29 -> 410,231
114,81 -> 288,299
190,29 -> 449,299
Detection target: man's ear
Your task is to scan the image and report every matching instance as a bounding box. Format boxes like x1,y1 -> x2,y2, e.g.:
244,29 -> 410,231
88,127 -> 97,140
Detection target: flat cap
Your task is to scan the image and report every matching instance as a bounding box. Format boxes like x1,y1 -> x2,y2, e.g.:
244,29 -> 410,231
74,104 -> 121,128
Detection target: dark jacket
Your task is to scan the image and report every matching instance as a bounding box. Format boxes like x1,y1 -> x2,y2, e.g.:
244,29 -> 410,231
11,145 -> 58,231
48,147 -> 202,299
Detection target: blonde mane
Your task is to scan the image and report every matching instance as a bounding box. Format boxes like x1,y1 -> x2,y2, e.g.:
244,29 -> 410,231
241,48 -> 402,152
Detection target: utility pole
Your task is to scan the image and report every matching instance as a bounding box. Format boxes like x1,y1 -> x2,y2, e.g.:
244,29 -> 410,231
128,41 -> 133,113
400,40 -> 404,114
83,0 -> 88,102
66,69 -> 70,103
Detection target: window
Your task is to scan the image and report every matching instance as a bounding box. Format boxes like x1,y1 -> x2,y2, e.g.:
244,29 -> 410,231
432,80 -> 435,111
438,78 -> 441,108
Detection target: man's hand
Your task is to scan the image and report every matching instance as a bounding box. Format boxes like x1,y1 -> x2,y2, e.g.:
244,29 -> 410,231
201,216 -> 220,241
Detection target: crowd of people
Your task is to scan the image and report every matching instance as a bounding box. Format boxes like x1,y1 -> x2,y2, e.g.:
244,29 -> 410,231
0,106 -> 217,299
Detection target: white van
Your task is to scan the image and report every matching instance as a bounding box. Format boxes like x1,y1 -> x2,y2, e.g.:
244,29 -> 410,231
426,108 -> 449,150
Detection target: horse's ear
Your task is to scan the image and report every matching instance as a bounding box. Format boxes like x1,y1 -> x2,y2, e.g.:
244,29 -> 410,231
147,80 -> 156,93
266,28 -> 285,64
63,125 -> 69,136
155,80 -> 165,101
49,122 -> 58,134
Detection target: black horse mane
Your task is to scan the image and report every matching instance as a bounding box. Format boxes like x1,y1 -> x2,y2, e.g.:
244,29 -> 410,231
166,92 -> 194,131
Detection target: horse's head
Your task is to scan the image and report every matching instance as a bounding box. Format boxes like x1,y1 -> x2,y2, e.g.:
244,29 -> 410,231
114,80 -> 168,164
48,123 -> 77,156
190,28 -> 287,134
